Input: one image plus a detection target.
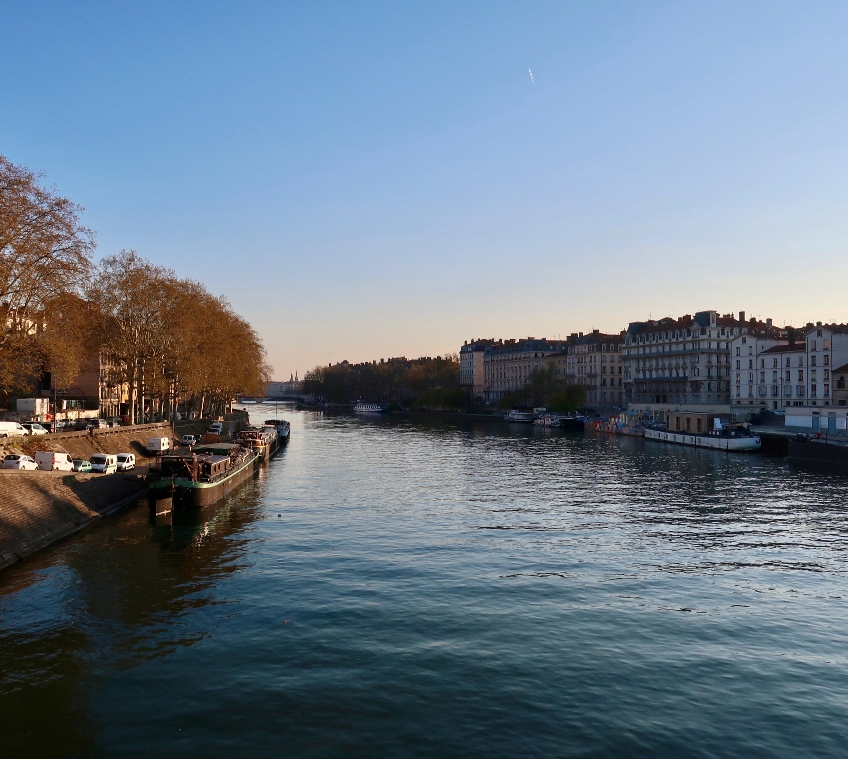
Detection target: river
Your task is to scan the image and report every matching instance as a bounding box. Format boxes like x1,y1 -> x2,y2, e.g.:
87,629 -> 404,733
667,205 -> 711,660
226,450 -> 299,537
2,407 -> 847,757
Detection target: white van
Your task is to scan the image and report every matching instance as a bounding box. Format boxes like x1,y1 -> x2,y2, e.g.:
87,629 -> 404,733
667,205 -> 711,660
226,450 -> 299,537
147,437 -> 171,453
35,451 -> 75,471
0,421 -> 28,439
116,453 -> 135,472
90,454 -> 118,474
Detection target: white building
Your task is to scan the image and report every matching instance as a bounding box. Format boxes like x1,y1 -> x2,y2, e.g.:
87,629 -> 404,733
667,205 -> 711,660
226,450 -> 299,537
728,332 -> 790,414
781,324 -> 848,433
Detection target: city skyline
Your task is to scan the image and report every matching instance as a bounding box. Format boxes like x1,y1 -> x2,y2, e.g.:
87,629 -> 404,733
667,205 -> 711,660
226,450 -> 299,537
3,2 -> 847,379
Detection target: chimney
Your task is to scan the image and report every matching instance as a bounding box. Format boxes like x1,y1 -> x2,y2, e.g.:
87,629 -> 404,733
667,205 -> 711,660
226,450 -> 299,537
739,311 -> 745,323
766,318 -> 772,328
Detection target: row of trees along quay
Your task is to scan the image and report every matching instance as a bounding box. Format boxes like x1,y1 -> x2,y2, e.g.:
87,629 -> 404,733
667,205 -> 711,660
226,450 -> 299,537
0,154 -> 270,423
302,357 -> 587,413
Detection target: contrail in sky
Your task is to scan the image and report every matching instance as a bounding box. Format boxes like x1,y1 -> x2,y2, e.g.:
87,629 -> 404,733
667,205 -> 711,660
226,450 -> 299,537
528,68 -> 535,84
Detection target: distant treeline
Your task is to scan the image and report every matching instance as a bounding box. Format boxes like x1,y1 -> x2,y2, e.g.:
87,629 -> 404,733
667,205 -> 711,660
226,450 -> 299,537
303,356 -> 588,413
303,355 -> 462,409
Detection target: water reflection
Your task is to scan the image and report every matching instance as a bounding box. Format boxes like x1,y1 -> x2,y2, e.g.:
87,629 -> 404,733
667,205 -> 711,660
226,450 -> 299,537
1,408 -> 848,757
0,478 -> 266,756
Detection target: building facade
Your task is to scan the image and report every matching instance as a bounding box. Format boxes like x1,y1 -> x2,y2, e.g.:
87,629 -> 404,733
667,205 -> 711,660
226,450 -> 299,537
729,332 -> 791,414
460,339 -> 494,401
622,310 -> 784,421
482,338 -> 565,402
780,324 -> 848,433
544,330 -> 625,411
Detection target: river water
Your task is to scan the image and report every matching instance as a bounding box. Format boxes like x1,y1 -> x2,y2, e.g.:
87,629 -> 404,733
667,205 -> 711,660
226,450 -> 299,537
2,407 -> 848,758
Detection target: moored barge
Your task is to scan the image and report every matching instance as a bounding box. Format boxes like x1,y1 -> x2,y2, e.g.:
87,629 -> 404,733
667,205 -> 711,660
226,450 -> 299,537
238,425 -> 280,461
645,421 -> 761,452
264,419 -> 291,443
149,443 -> 259,510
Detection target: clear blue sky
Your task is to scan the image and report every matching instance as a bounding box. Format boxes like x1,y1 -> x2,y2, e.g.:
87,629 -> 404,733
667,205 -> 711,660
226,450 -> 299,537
3,2 -> 847,379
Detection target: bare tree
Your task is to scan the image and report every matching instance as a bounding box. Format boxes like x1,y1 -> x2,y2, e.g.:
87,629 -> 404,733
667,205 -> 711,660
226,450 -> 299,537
0,155 -> 94,390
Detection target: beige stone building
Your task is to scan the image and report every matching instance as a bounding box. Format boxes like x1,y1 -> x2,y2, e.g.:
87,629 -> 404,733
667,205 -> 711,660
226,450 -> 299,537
482,338 -> 565,402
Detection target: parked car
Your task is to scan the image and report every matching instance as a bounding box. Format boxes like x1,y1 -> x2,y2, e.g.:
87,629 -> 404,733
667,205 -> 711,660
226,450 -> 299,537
181,434 -> 198,446
116,453 -> 135,472
72,459 -> 92,472
108,420 -> 122,427
39,420 -> 57,433
90,454 -> 118,474
35,451 -> 75,471
208,421 -> 224,435
0,421 -> 28,439
21,422 -> 49,436
2,454 -> 38,470
90,419 -> 109,430
74,420 -> 90,431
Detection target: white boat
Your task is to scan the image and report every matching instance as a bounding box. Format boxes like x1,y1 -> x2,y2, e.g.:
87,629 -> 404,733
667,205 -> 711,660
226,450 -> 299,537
644,420 -> 761,452
505,409 -> 535,423
354,403 -> 387,413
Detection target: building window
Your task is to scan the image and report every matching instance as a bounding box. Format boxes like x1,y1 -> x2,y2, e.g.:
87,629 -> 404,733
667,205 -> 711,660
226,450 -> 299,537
811,356 -> 817,367
811,385 -> 817,398
824,355 -> 830,365
798,370 -> 804,381
824,384 -> 830,397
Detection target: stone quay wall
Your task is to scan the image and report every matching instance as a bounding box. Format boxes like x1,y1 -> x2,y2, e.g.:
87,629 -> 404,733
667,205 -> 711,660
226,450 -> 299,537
0,470 -> 148,570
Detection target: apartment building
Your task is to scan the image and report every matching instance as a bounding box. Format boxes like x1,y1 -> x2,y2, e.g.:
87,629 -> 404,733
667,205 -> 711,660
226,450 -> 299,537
780,324 -> 848,433
482,338 -> 565,402
460,339 -> 495,401
729,332 -> 791,413
544,330 -> 625,411
622,310 -> 784,422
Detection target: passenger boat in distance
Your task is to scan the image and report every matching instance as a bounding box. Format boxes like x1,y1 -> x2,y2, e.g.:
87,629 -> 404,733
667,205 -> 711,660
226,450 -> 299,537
238,425 -> 280,461
264,419 -> 291,443
644,419 -> 761,452
354,403 -> 387,413
149,442 -> 259,510
505,409 -> 535,423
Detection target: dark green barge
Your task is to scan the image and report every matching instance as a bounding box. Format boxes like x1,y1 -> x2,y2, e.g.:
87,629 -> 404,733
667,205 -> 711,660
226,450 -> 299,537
149,443 -> 259,510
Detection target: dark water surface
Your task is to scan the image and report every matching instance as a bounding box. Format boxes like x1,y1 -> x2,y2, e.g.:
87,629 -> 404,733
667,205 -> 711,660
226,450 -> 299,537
2,408 -> 848,758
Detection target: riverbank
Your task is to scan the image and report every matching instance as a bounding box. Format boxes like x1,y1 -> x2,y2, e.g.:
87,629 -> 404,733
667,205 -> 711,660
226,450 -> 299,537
0,412 -> 250,570
0,469 -> 148,570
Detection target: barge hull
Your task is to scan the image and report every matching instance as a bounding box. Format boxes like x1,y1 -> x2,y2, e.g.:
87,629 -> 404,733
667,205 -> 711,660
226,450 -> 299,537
150,452 -> 259,509
645,429 -> 761,451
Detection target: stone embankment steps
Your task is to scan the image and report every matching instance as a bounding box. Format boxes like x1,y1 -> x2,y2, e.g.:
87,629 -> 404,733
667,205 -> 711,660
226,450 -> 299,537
0,470 -> 148,570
